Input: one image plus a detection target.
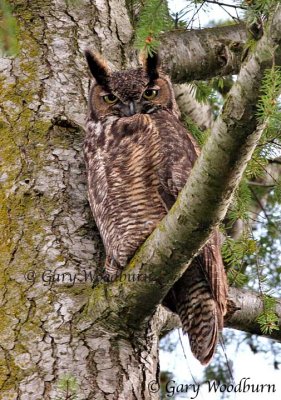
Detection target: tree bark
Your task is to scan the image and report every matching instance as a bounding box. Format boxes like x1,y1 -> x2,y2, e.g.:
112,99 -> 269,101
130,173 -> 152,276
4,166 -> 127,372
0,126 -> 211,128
1,1 -> 281,399
161,23 -> 247,82
160,286 -> 281,342
174,83 -> 214,130
0,1 -> 151,399
226,287 -> 281,342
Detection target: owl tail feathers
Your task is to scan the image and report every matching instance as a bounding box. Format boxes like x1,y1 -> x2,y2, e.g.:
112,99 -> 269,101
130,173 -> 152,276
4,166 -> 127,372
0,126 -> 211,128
104,256 -> 122,277
166,249 -> 227,365
178,293 -> 223,365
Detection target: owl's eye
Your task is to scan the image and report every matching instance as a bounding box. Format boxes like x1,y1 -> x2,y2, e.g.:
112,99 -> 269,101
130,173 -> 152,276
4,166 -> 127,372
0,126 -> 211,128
143,89 -> 158,100
103,93 -> 118,104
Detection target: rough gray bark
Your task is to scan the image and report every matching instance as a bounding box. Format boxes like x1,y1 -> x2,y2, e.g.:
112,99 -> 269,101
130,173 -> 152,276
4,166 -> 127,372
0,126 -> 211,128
161,23 -> 247,82
174,83 -> 214,130
227,287 -> 281,342
0,1 -> 143,399
0,1 -> 281,399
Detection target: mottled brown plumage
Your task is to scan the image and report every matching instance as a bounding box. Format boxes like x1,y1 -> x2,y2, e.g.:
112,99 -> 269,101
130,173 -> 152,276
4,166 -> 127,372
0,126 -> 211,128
84,50 -> 228,365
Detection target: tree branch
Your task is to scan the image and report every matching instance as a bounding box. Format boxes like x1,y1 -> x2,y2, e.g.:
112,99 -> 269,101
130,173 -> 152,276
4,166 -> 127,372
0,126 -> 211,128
160,23 -> 247,83
226,156 -> 281,238
203,1 -> 247,10
160,286 -> 281,342
78,5 -> 281,335
226,287 -> 281,343
174,83 -> 215,130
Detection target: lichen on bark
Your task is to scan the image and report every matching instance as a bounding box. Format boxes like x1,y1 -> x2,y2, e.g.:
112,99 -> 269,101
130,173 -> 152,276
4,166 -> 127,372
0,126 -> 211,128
1,1 -> 281,398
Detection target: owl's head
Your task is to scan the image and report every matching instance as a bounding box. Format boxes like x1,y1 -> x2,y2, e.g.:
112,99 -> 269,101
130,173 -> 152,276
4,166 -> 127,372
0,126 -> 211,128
85,50 -> 179,120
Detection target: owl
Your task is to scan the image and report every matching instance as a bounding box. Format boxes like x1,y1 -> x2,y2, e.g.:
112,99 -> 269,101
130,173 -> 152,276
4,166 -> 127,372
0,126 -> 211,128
84,50 -> 228,365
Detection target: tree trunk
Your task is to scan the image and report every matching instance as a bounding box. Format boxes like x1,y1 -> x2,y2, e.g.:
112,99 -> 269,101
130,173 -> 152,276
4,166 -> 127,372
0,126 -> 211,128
0,1 -> 156,398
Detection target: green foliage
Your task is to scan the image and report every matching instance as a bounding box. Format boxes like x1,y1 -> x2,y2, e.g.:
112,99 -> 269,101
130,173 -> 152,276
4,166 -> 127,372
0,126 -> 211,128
192,81 -> 214,104
190,81 -> 217,106
212,76 -> 234,98
245,152 -> 268,179
243,0 -> 280,20
227,66 -> 281,231
223,225 -> 280,333
0,0 -> 18,55
182,64 -> 281,340
248,65 -> 281,202
227,179 -> 252,224
222,234 -> 255,286
242,0 -> 277,39
257,67 -> 281,124
256,294 -> 279,334
183,81 -> 222,120
270,175 -> 281,204
241,67 -> 281,184
242,65 -> 281,224
247,223 -> 280,334
183,115 -> 209,147
134,0 -> 173,54
55,374 -> 78,400
126,0 -> 139,23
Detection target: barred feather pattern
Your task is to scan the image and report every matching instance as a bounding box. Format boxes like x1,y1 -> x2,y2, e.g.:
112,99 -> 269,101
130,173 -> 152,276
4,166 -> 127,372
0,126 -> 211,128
84,54 -> 228,364
165,231 -> 227,364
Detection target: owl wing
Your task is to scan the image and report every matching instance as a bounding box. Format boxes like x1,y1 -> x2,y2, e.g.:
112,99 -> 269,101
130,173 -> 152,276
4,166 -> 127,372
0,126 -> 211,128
153,111 -> 227,364
84,115 -> 169,274
154,112 -> 200,200
152,110 -> 227,308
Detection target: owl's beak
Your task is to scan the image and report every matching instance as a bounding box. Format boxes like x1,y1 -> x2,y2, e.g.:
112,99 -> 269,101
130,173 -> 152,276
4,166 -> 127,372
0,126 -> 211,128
120,101 -> 138,117
128,101 -> 136,116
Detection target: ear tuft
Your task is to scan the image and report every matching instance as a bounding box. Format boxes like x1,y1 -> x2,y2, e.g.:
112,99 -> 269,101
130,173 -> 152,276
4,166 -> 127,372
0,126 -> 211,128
141,51 -> 160,81
84,50 -> 110,86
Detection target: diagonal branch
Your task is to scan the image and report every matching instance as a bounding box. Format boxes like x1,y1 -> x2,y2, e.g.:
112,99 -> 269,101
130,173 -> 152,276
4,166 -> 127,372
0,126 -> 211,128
78,5 -> 281,334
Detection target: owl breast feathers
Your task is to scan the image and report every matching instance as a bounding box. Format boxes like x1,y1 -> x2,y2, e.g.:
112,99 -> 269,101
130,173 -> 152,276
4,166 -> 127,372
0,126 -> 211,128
84,50 -> 228,365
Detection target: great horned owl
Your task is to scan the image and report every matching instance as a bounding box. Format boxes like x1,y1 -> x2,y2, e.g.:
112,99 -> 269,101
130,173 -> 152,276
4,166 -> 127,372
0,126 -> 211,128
84,50 -> 228,365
